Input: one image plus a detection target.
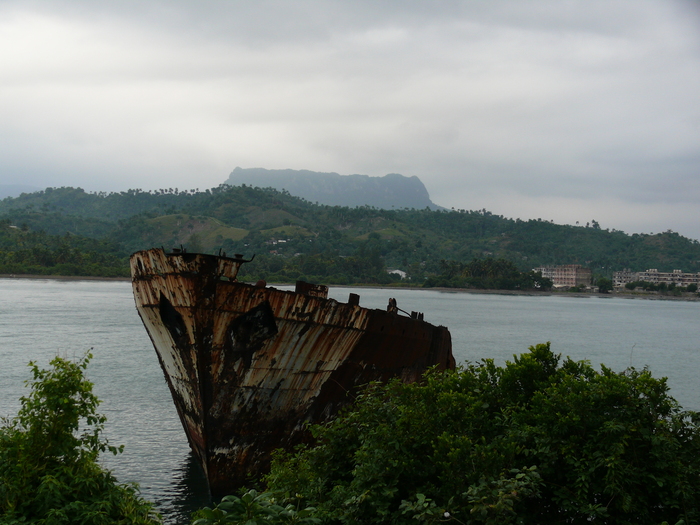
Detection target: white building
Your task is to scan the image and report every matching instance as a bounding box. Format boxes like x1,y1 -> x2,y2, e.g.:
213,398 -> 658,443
532,265 -> 591,288
613,269 -> 700,287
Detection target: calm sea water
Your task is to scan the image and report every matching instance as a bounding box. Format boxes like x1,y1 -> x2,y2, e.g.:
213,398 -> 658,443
0,279 -> 698,523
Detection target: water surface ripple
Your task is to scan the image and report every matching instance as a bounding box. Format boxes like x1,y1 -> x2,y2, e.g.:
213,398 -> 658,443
1,279 -> 697,523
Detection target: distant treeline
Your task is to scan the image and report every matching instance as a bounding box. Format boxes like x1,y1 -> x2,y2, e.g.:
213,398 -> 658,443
0,220 -> 128,277
424,258 -> 553,290
625,280 -> 698,293
1,185 -> 699,283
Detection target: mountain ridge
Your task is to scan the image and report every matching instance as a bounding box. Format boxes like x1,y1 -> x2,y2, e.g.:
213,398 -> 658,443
225,167 -> 442,210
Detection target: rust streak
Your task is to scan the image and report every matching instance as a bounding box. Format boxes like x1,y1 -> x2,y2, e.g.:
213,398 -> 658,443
130,248 -> 454,497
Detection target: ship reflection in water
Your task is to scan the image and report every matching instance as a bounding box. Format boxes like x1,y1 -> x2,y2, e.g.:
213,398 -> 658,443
130,248 -> 454,498
157,452 -> 210,525
2,278 -> 698,523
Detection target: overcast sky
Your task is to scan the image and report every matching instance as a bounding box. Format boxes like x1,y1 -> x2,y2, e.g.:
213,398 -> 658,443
1,1 -> 699,239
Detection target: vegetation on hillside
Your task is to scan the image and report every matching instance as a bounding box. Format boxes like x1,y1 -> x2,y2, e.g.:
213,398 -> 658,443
425,258 -> 553,290
0,219 -> 128,277
197,344 -> 700,524
1,185 -> 699,283
0,354 -> 160,524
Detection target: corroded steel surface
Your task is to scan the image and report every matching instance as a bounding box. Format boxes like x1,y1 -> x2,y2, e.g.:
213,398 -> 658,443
130,248 -> 454,496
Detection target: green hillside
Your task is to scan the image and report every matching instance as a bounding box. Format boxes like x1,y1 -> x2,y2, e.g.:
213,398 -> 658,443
128,214 -> 248,253
1,185 -> 699,284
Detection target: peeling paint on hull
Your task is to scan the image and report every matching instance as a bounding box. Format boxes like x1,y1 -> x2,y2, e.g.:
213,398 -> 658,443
130,248 -> 454,497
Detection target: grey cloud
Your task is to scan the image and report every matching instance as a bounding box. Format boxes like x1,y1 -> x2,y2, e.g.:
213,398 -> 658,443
0,0 -> 698,239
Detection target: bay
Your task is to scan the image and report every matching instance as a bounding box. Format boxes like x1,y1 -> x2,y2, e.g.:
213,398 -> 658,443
332,287 -> 700,411
0,278 -> 698,523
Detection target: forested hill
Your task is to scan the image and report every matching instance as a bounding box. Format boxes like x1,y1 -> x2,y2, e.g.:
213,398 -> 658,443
0,185 -> 699,282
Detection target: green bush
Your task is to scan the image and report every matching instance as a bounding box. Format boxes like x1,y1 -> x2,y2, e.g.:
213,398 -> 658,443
596,277 -> 613,293
261,344 -> 700,524
191,490 -> 320,525
0,353 -> 160,524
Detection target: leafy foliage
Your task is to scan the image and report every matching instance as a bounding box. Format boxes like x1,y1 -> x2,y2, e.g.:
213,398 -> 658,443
597,277 -> 613,293
625,280 -> 697,296
425,258 -> 553,290
2,184 -> 700,281
0,353 -> 160,524
262,344 -> 700,524
0,219 -> 128,277
191,490 -> 320,525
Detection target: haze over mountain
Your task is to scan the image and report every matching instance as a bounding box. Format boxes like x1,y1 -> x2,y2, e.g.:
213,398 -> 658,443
226,168 -> 442,210
0,185 -> 41,199
0,2 -> 698,239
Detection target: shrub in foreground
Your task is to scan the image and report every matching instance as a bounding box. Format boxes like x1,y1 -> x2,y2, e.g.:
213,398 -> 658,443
254,343 -> 700,524
191,490 -> 320,525
0,353 -> 160,524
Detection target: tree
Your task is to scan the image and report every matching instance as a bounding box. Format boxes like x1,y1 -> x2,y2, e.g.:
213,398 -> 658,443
262,344 -> 700,524
0,353 -> 160,524
426,258 -> 553,291
597,277 -> 613,293
526,270 -> 553,291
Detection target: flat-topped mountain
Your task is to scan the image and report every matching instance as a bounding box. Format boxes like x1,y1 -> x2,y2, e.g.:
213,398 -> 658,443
225,167 -> 441,210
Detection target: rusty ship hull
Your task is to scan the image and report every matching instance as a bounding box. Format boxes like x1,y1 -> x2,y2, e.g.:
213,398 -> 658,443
130,248 -> 454,496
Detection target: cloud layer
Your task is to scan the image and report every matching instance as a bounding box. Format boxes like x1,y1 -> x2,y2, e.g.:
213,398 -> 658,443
1,1 -> 699,239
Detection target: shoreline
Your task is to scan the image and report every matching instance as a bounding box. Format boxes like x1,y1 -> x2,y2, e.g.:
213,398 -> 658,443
328,284 -> 700,302
3,274 -> 697,302
0,274 -> 130,282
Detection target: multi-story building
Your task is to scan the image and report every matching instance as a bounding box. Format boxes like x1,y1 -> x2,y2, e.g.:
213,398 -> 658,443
612,269 -> 637,288
534,266 -> 555,282
532,265 -> 592,288
554,265 -> 592,288
613,269 -> 700,287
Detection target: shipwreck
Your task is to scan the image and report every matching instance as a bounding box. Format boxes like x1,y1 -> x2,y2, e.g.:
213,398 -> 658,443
130,248 -> 454,496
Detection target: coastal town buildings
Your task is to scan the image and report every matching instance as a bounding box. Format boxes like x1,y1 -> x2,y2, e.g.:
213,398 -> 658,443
613,269 -> 700,287
612,269 -> 637,288
532,265 -> 592,288
535,266 -> 555,282
530,265 -> 699,291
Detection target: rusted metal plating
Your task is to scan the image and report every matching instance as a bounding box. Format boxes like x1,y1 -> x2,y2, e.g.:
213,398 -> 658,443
130,248 -> 454,497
